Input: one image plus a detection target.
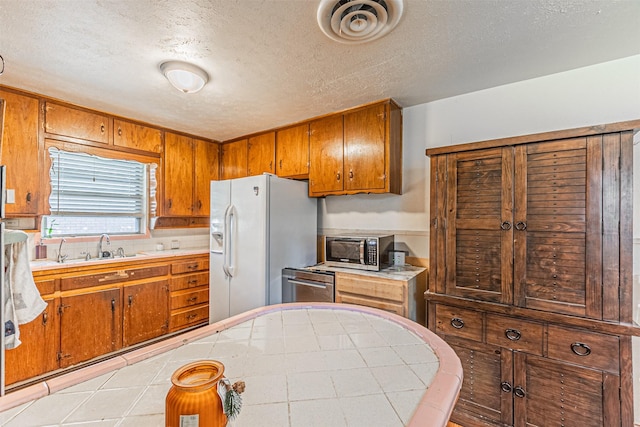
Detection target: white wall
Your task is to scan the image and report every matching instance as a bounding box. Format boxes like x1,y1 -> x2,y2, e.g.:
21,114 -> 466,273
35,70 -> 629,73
318,54 -> 640,260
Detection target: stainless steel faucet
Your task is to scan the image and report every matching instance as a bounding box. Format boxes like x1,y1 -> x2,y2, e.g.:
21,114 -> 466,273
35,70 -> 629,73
57,238 -> 68,263
98,233 -> 111,258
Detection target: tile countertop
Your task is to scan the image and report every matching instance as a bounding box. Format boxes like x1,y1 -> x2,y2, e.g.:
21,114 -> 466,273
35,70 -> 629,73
0,303 -> 462,427
29,248 -> 209,272
308,263 -> 426,281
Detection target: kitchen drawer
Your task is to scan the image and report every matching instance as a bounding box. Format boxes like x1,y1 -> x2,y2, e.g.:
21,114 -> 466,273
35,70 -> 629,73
170,272 -> 209,291
335,273 -> 405,303
338,293 -> 404,316
485,314 -> 543,355
171,286 -> 209,310
170,305 -> 209,331
171,258 -> 208,275
61,265 -> 169,291
434,304 -> 483,342
35,279 -> 57,295
547,325 -> 619,373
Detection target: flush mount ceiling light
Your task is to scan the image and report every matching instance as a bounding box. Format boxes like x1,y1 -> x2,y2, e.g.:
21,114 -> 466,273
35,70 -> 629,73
317,0 -> 404,44
160,61 -> 209,94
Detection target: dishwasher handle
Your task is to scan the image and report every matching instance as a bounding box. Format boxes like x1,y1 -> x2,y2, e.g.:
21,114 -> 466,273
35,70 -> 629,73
286,278 -> 329,289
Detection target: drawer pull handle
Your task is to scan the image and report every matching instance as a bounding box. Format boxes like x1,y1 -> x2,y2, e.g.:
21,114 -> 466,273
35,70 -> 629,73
514,386 -> 526,398
570,342 -> 591,356
500,221 -> 512,230
187,313 -> 198,320
187,296 -> 198,303
500,381 -> 512,393
450,317 -> 464,329
505,328 -> 522,341
515,221 -> 527,231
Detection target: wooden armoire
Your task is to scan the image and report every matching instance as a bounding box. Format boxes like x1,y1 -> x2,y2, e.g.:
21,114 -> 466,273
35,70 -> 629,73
425,120 -> 639,427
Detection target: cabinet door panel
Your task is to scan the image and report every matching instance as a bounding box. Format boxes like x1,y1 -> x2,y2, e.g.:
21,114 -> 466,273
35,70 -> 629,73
247,132 -> 275,176
344,103 -> 385,191
221,139 -> 248,180
164,132 -> 195,215
113,119 -> 162,153
0,90 -> 40,215
513,138 -> 601,318
445,148 -> 514,304
447,337 -> 512,426
194,138 -> 219,215
275,124 -> 309,178
309,115 -> 344,194
514,353 -> 612,427
44,101 -> 109,144
59,289 -> 121,368
5,297 -> 59,385
123,280 -> 169,347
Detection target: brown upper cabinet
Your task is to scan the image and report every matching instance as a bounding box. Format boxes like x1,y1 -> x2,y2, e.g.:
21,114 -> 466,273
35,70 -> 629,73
193,138 -> 219,215
309,100 -> 402,197
113,119 -> 163,153
275,123 -> 309,178
164,132 -> 218,216
221,139 -> 248,180
247,131 -> 275,176
44,101 -> 110,145
0,89 -> 41,216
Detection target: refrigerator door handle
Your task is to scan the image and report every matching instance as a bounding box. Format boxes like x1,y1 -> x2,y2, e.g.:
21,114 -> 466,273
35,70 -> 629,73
222,204 -> 232,277
226,205 -> 237,277
223,204 -> 236,277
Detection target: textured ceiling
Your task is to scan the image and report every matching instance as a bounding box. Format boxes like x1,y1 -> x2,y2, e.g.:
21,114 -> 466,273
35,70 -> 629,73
0,0 -> 639,141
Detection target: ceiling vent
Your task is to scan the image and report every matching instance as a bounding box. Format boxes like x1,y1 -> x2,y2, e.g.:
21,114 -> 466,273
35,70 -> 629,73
317,0 -> 404,44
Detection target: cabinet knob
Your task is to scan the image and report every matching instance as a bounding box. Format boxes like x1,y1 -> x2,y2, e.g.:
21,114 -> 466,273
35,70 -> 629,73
500,381 -> 512,393
570,342 -> 592,356
513,386 -> 526,398
505,328 -> 522,341
128,295 -> 133,307
100,124 -> 105,133
336,172 -> 341,181
450,317 -> 464,329
118,127 -> 122,136
349,170 -> 353,179
26,192 -> 32,202
42,311 -> 48,326
500,221 -> 512,230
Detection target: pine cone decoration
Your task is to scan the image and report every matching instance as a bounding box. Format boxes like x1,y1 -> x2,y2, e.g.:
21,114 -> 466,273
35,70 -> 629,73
232,380 -> 246,394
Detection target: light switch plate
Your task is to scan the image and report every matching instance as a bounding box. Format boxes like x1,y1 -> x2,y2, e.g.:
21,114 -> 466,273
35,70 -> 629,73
391,251 -> 405,266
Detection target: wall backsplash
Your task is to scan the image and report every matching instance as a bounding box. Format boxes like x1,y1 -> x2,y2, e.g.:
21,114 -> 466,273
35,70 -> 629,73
24,228 -> 209,262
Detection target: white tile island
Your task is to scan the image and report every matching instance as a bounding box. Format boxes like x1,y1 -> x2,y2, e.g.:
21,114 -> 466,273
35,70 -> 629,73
0,303 -> 461,426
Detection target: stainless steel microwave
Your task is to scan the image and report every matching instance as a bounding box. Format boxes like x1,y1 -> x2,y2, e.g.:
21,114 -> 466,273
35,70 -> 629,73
324,235 -> 394,271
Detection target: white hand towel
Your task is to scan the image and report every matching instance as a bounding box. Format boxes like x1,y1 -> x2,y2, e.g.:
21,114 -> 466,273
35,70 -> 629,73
4,235 -> 46,349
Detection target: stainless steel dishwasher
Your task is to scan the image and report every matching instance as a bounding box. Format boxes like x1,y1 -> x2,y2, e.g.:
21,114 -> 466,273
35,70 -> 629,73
282,268 -> 335,303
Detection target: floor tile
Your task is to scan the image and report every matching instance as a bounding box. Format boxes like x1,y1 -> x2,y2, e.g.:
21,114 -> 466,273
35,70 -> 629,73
64,387 -> 145,423
57,372 -> 114,394
283,322 -> 315,337
284,334 -> 320,353
281,309 -> 310,324
285,351 -> 327,373
308,310 -> 339,323
378,328 -> 423,346
101,359 -> 165,389
287,371 -> 336,401
3,392 -> 93,427
323,349 -> 366,370
0,400 -> 31,424
247,337 -> 285,355
349,331 -> 387,348
311,321 -> 346,336
251,324 -> 284,339
289,398 -> 347,427
61,419 -> 120,426
244,353 -> 287,376
216,325 -> 251,342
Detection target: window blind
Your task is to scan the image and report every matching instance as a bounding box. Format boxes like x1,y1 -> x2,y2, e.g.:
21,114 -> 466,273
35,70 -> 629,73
48,148 -> 147,216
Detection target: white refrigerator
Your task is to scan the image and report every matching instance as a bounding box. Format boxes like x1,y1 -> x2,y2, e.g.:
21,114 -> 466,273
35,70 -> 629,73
209,174 -> 317,323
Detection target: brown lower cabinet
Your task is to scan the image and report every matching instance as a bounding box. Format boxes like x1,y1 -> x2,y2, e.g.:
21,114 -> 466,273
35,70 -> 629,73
5,254 -> 209,387
432,303 -> 626,427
